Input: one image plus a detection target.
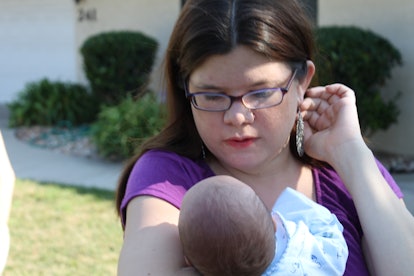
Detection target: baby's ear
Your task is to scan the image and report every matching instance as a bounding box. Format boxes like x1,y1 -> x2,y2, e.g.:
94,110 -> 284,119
272,217 -> 277,232
184,256 -> 192,267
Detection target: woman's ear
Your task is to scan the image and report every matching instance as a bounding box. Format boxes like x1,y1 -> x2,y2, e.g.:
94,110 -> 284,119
297,60 -> 315,102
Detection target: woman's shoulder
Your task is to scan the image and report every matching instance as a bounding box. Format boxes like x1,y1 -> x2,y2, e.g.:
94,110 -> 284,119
120,150 -> 215,225
134,149 -> 213,176
125,149 -> 214,206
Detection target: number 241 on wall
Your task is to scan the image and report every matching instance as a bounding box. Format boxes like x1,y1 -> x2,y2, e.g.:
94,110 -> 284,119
78,8 -> 97,22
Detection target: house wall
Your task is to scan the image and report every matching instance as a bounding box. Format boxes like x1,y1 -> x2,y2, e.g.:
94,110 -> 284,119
74,0 -> 180,94
319,0 -> 414,156
0,1 -> 180,103
0,0 -> 77,103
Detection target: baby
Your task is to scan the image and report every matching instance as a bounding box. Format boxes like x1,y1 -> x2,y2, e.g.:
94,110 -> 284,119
178,175 -> 348,276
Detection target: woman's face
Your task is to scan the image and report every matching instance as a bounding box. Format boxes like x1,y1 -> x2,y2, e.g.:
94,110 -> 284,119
188,46 -> 311,174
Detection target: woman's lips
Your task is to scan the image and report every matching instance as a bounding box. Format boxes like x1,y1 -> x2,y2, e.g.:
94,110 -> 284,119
224,137 -> 256,149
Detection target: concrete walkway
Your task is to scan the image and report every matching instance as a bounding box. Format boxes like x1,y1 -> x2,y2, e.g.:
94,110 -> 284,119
2,127 -> 123,191
1,105 -> 413,214
1,106 -> 123,191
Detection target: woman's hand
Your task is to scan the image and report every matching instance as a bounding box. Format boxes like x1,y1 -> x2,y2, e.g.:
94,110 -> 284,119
300,84 -> 365,164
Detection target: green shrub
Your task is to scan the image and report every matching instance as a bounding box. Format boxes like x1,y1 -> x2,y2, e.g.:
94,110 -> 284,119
314,26 -> 402,136
8,79 -> 99,127
91,92 -> 165,160
80,31 -> 158,106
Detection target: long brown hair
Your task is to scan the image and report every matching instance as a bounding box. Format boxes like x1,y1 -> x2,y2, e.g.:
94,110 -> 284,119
116,0 -> 316,216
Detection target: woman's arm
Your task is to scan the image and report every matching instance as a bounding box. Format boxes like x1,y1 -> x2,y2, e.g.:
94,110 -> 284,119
0,131 -> 15,226
330,141 -> 414,275
0,131 -> 15,273
118,196 -> 200,276
301,84 -> 414,275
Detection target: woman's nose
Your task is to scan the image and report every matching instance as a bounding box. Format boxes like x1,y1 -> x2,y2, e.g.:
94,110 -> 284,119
223,101 -> 255,126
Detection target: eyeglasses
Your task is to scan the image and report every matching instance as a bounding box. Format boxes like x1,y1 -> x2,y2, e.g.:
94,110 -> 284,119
184,70 -> 297,112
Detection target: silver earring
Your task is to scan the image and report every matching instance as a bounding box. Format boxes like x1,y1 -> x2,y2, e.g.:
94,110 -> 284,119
296,110 -> 304,157
201,143 -> 206,159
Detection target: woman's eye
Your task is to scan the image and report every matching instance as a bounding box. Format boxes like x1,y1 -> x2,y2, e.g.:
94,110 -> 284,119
252,90 -> 274,99
203,94 -> 226,102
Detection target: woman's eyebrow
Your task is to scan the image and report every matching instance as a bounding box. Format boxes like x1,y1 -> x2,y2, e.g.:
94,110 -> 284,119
191,83 -> 222,90
190,79 -> 277,91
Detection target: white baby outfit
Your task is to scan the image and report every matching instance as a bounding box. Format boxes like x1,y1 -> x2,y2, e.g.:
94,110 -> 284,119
262,188 -> 348,276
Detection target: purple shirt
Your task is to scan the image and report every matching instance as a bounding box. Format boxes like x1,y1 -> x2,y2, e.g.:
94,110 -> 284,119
121,150 -> 404,276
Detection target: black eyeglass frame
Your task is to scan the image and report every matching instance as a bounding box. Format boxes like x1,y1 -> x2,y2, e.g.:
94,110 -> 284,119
184,69 -> 297,112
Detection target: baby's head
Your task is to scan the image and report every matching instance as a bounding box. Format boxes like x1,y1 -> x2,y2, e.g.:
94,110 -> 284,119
178,175 -> 275,276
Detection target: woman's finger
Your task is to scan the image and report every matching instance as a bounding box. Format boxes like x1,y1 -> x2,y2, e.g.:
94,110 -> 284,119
301,97 -> 330,114
301,106 -> 336,131
306,84 -> 356,104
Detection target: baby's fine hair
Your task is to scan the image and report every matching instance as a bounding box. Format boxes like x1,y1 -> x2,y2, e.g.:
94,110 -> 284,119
179,176 -> 276,276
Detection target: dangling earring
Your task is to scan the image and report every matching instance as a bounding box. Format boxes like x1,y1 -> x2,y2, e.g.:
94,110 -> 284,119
201,143 -> 206,159
296,110 -> 304,157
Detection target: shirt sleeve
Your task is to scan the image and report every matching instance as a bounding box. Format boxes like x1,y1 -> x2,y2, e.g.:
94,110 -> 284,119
120,150 -> 213,226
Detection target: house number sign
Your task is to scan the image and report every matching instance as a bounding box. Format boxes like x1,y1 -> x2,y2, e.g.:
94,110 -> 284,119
78,8 -> 97,22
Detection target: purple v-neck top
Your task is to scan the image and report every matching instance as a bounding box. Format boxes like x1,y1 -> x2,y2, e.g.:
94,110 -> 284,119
121,150 -> 403,276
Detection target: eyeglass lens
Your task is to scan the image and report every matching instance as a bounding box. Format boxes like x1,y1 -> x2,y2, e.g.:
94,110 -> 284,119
187,69 -> 297,111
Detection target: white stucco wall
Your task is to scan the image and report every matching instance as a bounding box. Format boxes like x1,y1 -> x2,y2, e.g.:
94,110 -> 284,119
75,0 -> 180,94
0,1 -> 180,103
319,0 -> 414,156
0,0 -> 77,103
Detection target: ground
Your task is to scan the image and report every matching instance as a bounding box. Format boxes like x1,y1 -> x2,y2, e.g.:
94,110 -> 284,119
15,125 -> 99,160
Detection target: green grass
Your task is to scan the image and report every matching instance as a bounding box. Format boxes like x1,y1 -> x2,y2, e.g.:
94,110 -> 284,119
4,179 -> 123,275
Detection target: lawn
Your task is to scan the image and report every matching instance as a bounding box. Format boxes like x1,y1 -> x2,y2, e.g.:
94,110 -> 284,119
3,179 -> 123,275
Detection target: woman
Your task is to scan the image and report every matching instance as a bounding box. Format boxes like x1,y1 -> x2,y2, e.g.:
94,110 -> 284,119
116,0 -> 414,275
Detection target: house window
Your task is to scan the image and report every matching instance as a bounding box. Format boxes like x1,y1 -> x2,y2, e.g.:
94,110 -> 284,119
180,0 -> 317,25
